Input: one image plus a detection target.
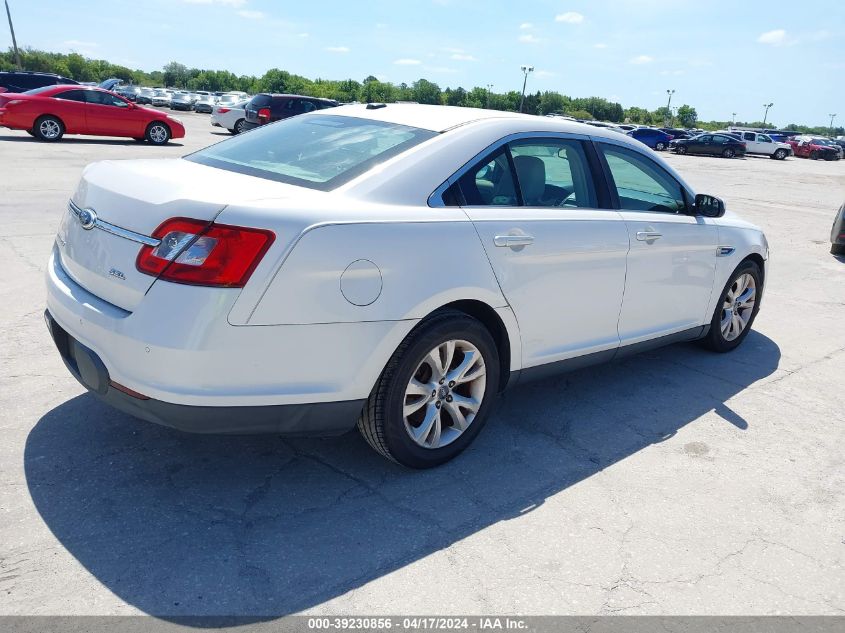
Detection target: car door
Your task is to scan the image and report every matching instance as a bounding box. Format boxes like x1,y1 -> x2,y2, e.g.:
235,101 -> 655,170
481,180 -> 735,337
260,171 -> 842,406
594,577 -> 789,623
51,88 -> 89,133
742,132 -> 759,154
596,141 -> 717,345
450,134 -> 630,370
689,134 -> 711,155
84,90 -> 135,137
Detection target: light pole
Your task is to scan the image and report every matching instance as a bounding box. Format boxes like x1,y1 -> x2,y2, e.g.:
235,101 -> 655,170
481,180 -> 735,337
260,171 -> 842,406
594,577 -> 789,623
486,83 -> 493,109
762,102 -> 774,127
519,65 -> 534,113
732,112 -> 737,126
4,0 -> 22,70
664,89 -> 675,126
830,113 -> 837,137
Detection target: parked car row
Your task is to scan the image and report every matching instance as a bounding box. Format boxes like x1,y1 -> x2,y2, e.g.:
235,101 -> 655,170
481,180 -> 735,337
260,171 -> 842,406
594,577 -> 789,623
115,85 -> 250,114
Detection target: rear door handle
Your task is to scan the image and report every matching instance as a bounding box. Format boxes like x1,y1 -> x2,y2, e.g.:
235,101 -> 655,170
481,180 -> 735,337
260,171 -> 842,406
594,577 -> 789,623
636,231 -> 662,242
494,234 -> 534,248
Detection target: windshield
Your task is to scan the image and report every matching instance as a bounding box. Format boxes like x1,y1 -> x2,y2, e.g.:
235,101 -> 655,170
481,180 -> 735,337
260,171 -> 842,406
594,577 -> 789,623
187,113 -> 437,191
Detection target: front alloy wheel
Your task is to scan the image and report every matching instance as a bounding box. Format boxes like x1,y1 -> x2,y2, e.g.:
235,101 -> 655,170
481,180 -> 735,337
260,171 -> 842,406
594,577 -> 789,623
655,142 -> 666,151
702,261 -> 761,352
358,310 -> 500,468
145,122 -> 171,145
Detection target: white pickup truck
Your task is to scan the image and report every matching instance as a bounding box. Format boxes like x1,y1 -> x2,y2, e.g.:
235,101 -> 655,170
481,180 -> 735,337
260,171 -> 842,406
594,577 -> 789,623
727,130 -> 792,160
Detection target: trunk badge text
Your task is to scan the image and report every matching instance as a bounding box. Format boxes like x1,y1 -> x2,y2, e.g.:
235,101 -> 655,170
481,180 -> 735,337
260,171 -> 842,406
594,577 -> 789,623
108,268 -> 126,281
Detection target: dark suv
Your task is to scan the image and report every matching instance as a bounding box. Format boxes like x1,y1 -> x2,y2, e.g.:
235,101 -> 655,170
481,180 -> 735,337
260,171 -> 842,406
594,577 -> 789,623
243,93 -> 339,130
0,71 -> 79,93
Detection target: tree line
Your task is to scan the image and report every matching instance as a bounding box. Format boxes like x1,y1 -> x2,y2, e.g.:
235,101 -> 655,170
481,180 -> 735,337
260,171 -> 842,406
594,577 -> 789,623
2,48 -> 841,136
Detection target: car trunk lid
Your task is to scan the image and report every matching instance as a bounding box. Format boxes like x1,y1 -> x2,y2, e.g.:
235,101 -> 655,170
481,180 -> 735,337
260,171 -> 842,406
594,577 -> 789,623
56,158 -> 310,312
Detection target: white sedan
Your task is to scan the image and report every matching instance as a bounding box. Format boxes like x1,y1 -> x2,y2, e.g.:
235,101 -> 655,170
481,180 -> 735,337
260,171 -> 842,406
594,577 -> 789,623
210,99 -> 249,134
45,104 -> 768,468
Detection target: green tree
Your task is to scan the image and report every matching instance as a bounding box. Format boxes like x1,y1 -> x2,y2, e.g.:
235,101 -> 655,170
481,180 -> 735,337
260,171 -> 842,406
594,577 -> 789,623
162,62 -> 189,88
676,104 -> 698,127
412,78 -> 441,105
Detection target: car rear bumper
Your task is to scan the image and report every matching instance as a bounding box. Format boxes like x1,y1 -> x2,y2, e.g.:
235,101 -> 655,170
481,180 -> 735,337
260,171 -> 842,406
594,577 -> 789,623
45,246 -> 415,433
45,310 -> 363,435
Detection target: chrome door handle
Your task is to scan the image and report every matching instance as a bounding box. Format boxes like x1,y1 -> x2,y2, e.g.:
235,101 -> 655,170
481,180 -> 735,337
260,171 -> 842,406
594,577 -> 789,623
494,234 -> 534,248
636,231 -> 662,242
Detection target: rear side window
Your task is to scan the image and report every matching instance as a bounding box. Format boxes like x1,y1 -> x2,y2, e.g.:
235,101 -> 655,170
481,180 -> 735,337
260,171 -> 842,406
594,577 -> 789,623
458,148 -> 517,206
187,114 -> 437,191
54,89 -> 88,102
599,144 -> 686,213
509,139 -> 597,208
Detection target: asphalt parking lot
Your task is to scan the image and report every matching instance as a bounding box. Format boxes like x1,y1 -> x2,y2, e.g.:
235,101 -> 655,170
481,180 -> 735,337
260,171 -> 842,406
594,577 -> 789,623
1,111 -> 843,617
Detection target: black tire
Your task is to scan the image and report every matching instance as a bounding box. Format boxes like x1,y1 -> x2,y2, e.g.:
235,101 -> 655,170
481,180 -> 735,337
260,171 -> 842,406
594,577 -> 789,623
357,310 -> 500,468
33,115 -> 64,142
832,243 -> 845,256
25,130 -> 35,137
773,149 -> 787,160
701,260 -> 762,353
810,150 -> 819,160
722,147 -> 736,159
676,145 -> 688,155
655,142 -> 666,151
232,119 -> 246,134
145,121 -> 171,145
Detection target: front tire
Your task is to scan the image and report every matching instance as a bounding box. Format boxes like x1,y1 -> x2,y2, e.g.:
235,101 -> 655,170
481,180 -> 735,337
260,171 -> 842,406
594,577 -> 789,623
655,141 -> 666,151
358,310 -> 500,468
810,150 -> 819,160
145,122 -> 171,145
701,260 -> 762,352
676,145 -> 688,155
773,149 -> 787,160
33,115 -> 64,142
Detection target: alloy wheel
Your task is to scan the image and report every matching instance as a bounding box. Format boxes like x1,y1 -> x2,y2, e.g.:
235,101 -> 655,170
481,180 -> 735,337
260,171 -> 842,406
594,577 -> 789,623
39,119 -> 61,140
149,125 -> 168,144
720,273 -> 756,342
403,339 -> 486,449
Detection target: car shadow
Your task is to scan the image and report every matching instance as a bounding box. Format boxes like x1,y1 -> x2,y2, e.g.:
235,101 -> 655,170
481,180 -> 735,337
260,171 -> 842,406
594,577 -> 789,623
25,332 -> 780,620
0,135 -> 184,147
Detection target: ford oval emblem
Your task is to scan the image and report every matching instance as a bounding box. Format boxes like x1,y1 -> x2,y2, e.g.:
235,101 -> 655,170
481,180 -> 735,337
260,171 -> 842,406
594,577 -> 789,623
77,208 -> 97,230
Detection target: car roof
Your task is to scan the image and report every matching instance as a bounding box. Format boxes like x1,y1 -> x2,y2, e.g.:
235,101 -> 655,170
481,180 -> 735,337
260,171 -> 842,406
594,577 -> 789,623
322,103 -> 625,135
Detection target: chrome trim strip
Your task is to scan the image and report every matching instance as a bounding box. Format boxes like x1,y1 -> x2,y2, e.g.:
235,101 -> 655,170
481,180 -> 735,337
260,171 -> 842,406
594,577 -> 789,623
68,200 -> 161,247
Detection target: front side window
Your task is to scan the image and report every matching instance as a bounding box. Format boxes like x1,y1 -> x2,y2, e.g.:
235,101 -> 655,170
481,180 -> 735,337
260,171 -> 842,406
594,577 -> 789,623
713,135 -> 729,145
599,144 -> 686,213
86,91 -> 129,107
698,135 -> 713,143
759,134 -> 772,142
187,114 -> 437,191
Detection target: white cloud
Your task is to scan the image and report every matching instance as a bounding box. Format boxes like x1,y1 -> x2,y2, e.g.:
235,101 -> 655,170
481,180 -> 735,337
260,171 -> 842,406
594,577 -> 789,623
555,12 -> 584,24
394,58 -> 422,65
183,0 -> 246,6
520,22 -> 533,30
64,40 -> 97,48
451,53 -> 477,61
326,46 -> 350,53
237,9 -> 263,18
519,34 -> 540,43
757,29 -> 787,45
629,55 -> 654,64
593,42 -> 607,49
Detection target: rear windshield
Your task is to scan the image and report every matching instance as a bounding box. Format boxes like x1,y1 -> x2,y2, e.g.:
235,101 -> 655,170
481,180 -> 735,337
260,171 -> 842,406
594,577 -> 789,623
23,85 -> 58,95
186,114 -> 437,191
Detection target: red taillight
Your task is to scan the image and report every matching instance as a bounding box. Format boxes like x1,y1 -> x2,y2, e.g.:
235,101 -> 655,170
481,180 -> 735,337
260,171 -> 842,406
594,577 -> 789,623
218,107 -> 231,113
258,107 -> 271,121
136,217 -> 275,287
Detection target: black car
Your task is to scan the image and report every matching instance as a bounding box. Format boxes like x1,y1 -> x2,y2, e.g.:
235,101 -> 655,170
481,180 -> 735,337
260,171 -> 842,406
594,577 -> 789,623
242,93 -> 339,130
0,71 -> 79,93
659,127 -> 692,139
832,201 -> 845,256
670,133 -> 746,158
170,92 -> 196,111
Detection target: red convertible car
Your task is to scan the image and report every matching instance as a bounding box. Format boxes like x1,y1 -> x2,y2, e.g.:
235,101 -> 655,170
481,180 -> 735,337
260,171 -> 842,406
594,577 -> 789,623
787,136 -> 840,161
0,85 -> 185,144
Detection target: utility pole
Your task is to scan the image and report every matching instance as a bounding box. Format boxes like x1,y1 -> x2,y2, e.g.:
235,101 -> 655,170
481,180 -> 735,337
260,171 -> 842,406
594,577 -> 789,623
4,0 -> 21,69
665,89 -> 675,126
486,83 -> 493,109
518,65 -> 534,113
732,112 -> 737,126
762,102 -> 774,127
829,113 -> 837,137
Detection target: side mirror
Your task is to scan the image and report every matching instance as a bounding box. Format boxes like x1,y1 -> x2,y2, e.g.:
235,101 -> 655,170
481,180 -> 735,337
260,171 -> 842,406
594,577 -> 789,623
695,193 -> 726,218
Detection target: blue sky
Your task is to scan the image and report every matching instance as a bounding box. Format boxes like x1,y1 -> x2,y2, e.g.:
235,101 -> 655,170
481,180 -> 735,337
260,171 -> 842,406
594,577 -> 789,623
4,0 -> 843,125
